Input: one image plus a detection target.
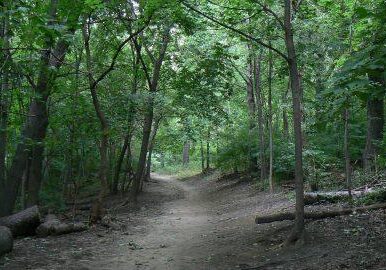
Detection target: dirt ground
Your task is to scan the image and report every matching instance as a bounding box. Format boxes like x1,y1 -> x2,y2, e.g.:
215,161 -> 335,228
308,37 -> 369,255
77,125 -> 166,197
1,172 -> 386,270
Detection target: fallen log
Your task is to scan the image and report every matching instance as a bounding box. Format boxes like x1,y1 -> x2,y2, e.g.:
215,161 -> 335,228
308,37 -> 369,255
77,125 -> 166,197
0,226 -> 13,256
255,202 -> 386,224
304,189 -> 377,205
36,214 -> 88,237
0,206 -> 41,237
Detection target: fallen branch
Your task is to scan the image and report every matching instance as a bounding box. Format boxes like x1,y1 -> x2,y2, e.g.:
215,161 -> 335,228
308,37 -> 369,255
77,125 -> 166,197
0,206 -> 41,237
304,189 -> 377,205
36,214 -> 88,237
255,202 -> 386,224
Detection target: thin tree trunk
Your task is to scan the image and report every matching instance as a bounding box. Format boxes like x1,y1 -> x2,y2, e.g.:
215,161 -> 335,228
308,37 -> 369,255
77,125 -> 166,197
200,139 -> 205,172
124,139 -> 134,191
246,45 -> 257,171
0,0 -> 10,191
129,28 -> 170,201
113,49 -> 140,194
344,107 -> 352,198
113,134 -> 130,194
284,0 -> 305,245
182,140 -> 190,166
268,44 -> 274,193
206,130 -> 210,170
131,106 -> 153,198
254,53 -> 266,180
282,82 -> 290,138
144,116 -> 161,183
160,152 -> 165,168
82,20 -> 110,223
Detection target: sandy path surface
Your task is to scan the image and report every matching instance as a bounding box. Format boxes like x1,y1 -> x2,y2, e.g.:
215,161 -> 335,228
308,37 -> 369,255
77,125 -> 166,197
2,172 -> 386,270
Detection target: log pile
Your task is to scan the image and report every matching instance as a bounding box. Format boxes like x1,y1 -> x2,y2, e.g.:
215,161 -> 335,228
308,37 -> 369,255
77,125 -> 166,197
255,202 -> 386,224
0,206 -> 41,237
0,206 -> 88,256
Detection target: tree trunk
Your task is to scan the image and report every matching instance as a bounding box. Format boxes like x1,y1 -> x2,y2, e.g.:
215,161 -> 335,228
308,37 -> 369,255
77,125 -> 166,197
26,145 -> 45,207
0,1 -> 10,192
284,0 -> 305,244
112,134 -> 130,194
129,28 -> 170,201
182,140 -> 190,166
246,45 -> 257,171
123,140 -> 134,192
0,0 -> 79,217
82,21 -> 110,222
363,83 -> 384,171
200,139 -> 205,172
253,53 -> 266,180
144,117 -> 161,183
344,108 -> 352,198
131,106 -> 154,199
282,82 -> 290,138
113,49 -> 140,194
268,45 -> 274,193
206,130 -> 210,170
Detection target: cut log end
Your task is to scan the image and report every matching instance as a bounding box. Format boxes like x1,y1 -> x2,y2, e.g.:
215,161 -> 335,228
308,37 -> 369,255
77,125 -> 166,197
0,206 -> 41,237
0,226 -> 13,256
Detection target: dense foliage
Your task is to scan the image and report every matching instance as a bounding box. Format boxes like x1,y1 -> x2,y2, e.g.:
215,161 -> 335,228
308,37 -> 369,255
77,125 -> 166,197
0,0 -> 384,238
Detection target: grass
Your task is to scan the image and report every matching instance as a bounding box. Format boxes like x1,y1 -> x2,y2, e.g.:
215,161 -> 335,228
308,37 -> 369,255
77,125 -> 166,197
154,162 -> 203,179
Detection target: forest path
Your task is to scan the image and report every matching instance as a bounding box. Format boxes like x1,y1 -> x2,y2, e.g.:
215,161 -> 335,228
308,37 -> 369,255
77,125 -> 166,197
3,172 -> 386,270
95,173 -> 289,270
1,172 -> 285,270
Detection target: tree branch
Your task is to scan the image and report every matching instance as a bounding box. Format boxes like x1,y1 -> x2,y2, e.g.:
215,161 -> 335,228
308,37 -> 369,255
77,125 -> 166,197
91,17 -> 152,89
251,0 -> 285,30
181,1 -> 288,62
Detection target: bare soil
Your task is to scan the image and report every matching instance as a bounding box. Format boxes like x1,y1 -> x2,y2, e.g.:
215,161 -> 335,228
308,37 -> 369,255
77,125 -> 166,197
1,172 -> 386,270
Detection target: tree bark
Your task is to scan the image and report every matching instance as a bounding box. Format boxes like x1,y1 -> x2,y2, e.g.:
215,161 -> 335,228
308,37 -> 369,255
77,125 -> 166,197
0,0 -> 10,192
344,108 -> 352,198
0,206 -> 41,237
0,0 -> 79,216
268,44 -> 274,193
144,116 -> 161,183
36,214 -> 87,237
256,202 -> 386,224
246,45 -> 257,171
182,140 -> 190,166
206,130 -> 210,170
82,20 -> 110,223
0,226 -> 12,256
26,145 -> 45,207
282,82 -> 290,138
284,0 -> 305,244
253,53 -> 266,180
113,134 -> 130,194
130,28 -> 170,201
113,48 -> 140,194
131,104 -> 154,198
200,139 -> 205,172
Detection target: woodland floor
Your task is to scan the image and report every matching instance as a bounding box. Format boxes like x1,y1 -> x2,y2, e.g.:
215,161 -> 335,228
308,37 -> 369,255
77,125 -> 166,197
1,172 -> 386,270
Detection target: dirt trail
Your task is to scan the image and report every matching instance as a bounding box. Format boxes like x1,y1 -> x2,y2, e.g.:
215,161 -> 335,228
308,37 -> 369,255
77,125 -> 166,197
2,172 -> 386,270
